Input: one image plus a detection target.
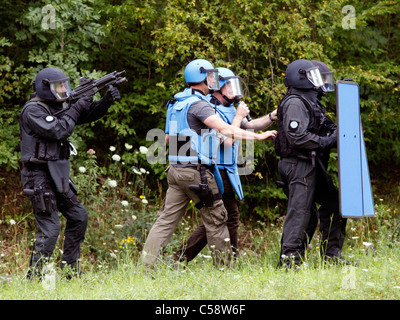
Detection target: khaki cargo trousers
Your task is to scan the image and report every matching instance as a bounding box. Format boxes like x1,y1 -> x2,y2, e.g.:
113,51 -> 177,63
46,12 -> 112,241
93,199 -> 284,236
142,165 -> 233,268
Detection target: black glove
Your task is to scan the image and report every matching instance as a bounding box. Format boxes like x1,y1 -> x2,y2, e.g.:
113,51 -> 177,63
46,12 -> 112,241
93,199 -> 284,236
105,86 -> 120,102
320,129 -> 337,149
65,99 -> 91,122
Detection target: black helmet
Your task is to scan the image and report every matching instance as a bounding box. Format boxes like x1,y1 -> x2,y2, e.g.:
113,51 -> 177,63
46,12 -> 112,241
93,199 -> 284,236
33,67 -> 71,101
283,59 -> 324,90
310,60 -> 335,92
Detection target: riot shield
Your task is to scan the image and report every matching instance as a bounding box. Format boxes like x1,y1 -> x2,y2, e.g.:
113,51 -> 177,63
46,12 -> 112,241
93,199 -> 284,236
336,80 -> 374,218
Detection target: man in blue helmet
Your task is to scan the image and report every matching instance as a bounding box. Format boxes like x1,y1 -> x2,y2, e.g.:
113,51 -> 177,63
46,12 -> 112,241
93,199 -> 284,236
172,67 -> 278,263
20,67 -> 120,279
142,59 -> 277,269
274,59 -> 353,268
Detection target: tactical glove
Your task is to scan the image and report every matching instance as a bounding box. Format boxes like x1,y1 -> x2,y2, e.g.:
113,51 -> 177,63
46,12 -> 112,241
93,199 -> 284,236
319,129 -> 337,149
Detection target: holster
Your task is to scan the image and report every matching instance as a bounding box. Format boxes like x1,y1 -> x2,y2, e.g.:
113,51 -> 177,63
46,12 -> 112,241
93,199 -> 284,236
23,187 -> 53,214
189,166 -> 222,209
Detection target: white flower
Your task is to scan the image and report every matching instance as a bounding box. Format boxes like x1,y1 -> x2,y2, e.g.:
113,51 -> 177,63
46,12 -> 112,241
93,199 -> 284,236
125,143 -> 133,150
107,180 -> 117,188
109,146 -> 116,152
362,242 -> 374,247
140,168 -> 146,174
112,154 -> 121,162
78,166 -> 86,173
121,200 -> 129,207
131,215 -> 137,220
132,167 -> 142,175
141,199 -> 148,204
114,224 -> 124,229
9,219 -> 16,225
139,146 -> 148,154
224,238 -> 230,242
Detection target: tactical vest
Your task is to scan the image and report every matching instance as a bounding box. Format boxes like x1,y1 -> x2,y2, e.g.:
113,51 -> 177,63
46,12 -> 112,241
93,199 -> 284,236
274,93 -> 324,158
20,101 -> 70,163
167,89 -> 220,166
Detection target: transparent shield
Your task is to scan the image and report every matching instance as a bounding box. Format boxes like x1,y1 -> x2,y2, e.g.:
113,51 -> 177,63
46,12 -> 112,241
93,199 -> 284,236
206,70 -> 220,91
50,78 -> 71,100
226,77 -> 243,98
306,67 -> 324,88
321,72 -> 335,92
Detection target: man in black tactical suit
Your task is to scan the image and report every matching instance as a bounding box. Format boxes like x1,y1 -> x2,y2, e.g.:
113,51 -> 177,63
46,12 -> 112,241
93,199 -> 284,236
20,67 -> 120,278
274,59 -> 350,268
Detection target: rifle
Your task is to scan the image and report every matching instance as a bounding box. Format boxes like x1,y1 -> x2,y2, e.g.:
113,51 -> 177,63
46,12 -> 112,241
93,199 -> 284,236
69,70 -> 127,103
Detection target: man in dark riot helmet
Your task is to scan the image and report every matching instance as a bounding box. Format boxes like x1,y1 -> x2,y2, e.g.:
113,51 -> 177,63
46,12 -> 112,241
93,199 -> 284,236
20,67 -> 120,279
274,59 -> 353,268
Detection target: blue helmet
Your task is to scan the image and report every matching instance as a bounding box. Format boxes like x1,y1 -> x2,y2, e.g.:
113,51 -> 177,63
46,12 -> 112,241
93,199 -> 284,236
33,67 -> 71,101
283,59 -> 323,90
184,59 -> 220,91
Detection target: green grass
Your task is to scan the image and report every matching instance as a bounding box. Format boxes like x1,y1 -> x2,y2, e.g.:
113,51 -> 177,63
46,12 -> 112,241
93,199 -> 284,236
1,239 -> 400,300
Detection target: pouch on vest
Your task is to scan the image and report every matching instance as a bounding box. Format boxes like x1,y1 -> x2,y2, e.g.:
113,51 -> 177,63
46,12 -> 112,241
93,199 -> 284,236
47,159 -> 70,193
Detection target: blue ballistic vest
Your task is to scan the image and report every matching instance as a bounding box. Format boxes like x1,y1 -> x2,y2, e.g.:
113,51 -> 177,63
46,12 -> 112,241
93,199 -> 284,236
210,99 -> 244,200
167,89 -> 224,193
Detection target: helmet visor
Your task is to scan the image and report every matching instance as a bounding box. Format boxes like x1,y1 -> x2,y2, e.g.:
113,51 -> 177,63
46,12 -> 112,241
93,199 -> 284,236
224,77 -> 243,99
306,67 -> 324,88
206,69 -> 220,91
321,71 -> 335,92
49,78 -> 71,100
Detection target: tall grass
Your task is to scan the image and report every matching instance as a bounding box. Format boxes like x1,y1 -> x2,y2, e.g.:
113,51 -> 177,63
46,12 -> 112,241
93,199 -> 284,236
1,147 -> 399,300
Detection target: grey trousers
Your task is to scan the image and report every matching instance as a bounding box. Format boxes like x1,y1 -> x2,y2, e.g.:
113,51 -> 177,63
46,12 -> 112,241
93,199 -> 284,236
142,165 -> 232,268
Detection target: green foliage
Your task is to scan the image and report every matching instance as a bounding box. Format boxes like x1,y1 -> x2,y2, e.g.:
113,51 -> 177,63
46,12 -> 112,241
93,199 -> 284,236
0,0 -> 399,219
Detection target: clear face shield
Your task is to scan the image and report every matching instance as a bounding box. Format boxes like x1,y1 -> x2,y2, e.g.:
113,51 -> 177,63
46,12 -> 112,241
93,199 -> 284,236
201,67 -> 220,91
49,78 -> 71,100
321,71 -> 335,92
305,67 -> 324,88
222,77 -> 243,99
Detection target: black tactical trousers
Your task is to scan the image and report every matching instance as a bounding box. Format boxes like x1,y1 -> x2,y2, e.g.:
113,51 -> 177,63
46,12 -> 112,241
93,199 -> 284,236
21,165 -> 88,276
278,157 -> 346,266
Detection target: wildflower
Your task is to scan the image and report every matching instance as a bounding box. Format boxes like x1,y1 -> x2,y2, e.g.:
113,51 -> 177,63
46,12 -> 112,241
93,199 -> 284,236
132,167 -> 142,175
121,200 -> 129,207
362,242 -> 374,247
109,146 -> 116,152
112,154 -> 121,162
78,166 -> 86,173
142,199 -> 148,204
114,225 -> 124,229
125,143 -> 133,150
139,146 -> 148,154
87,149 -> 96,155
131,215 -> 137,220
107,180 -> 117,188
9,219 -> 16,225
140,168 -> 146,174
224,238 -> 230,242
140,195 -> 145,199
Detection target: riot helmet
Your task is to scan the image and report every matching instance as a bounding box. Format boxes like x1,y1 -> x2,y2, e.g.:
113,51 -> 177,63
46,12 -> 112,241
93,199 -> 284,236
283,59 -> 324,90
184,59 -> 220,91
311,60 -> 335,92
33,67 -> 71,101
217,67 -> 243,100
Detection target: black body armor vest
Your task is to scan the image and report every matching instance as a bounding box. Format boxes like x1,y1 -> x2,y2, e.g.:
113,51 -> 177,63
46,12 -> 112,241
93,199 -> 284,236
20,101 -> 71,163
274,93 -> 324,158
